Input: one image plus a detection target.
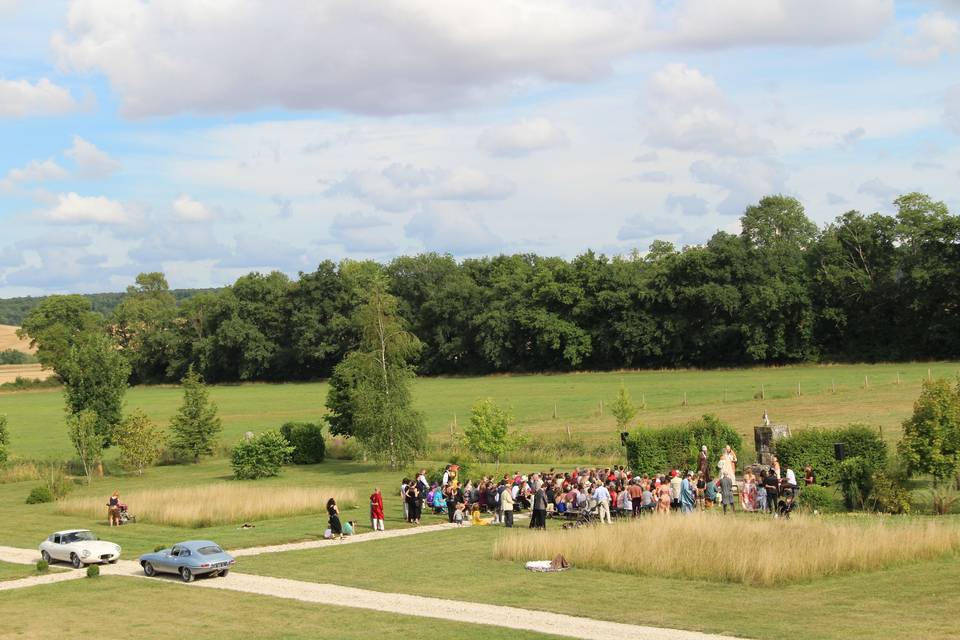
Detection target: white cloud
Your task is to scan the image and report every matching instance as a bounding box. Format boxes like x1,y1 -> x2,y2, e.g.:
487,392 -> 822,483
857,178 -> 900,202
171,195 -> 214,222
65,136 -> 121,179
838,127 -> 866,150
946,84 -> 960,133
1,159 -> 68,189
405,204 -> 502,253
0,77 -> 78,117
327,163 -> 515,212
626,171 -> 671,183
215,234 -> 310,271
826,192 -> 848,206
896,12 -> 960,64
51,1 -> 891,118
45,192 -> 129,225
670,0 -> 893,48
617,215 -> 708,245
330,212 -> 396,253
477,117 -> 568,157
665,194 -> 709,216
129,225 -> 229,265
690,158 -> 788,215
642,63 -> 772,157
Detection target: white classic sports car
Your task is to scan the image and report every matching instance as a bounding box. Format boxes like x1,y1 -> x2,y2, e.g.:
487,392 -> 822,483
39,530 -> 121,568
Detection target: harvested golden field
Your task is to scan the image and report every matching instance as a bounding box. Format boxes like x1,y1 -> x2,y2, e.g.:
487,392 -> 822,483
0,363 -> 51,384
0,325 -> 33,352
493,514 -> 960,585
56,483 -> 359,528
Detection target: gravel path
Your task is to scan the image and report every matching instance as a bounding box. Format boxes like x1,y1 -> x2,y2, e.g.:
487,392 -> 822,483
0,542 -> 739,640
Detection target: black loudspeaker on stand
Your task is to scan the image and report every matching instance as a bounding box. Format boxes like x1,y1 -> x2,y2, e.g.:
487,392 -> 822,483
834,442 -> 846,461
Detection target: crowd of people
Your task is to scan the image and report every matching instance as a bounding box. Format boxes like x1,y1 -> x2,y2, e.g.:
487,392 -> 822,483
395,446 -> 817,530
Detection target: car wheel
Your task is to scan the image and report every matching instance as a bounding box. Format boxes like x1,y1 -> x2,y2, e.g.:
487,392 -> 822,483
41,550 -> 51,564
70,553 -> 82,569
180,567 -> 193,583
142,561 -> 156,577
219,569 -> 229,578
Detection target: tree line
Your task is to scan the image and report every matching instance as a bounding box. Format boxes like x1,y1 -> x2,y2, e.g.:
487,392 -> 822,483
16,192 -> 960,386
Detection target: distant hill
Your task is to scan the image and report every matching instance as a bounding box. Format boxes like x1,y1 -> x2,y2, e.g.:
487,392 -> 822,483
0,289 -> 219,325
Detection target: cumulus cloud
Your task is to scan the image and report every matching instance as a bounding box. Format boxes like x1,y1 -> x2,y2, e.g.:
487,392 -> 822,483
477,117 -> 568,157
326,163 -> 515,212
45,192 -> 130,225
51,1 -> 891,118
129,225 -> 229,265
65,136 -> 121,179
826,192 -> 848,206
665,194 -> 709,216
215,234 -> 311,272
0,77 -> 78,117
1,159 -> 68,189
689,158 -> 788,215
330,212 -> 396,253
171,195 -> 214,222
2,241 -> 129,291
405,204 -> 502,253
617,215 -> 706,244
896,11 -> 960,64
642,63 -> 772,157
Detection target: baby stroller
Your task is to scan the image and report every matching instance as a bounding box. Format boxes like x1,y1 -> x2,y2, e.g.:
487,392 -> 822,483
118,502 -> 136,524
563,498 -> 599,529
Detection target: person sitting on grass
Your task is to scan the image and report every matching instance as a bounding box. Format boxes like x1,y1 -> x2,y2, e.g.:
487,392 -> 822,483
470,503 -> 489,526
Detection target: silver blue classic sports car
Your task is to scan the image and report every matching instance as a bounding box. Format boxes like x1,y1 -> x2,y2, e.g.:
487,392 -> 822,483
138,540 -> 235,582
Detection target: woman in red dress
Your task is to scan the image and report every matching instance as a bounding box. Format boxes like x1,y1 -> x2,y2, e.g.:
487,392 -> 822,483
370,488 -> 385,531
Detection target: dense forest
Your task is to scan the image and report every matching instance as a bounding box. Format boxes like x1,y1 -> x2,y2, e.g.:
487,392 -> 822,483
0,289 -> 216,326
12,193 -> 960,384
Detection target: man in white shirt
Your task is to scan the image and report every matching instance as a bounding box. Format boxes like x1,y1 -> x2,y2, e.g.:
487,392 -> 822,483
592,483 -> 612,524
785,467 -> 798,497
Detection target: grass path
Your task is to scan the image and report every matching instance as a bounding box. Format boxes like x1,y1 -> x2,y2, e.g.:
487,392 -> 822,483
0,543 -> 737,640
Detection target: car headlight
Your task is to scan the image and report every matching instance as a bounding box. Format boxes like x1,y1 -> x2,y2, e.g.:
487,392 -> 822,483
81,550 -> 91,558
114,545 -> 121,553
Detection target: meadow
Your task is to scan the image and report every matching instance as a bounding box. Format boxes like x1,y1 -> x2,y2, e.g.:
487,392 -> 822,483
1,360 -> 957,459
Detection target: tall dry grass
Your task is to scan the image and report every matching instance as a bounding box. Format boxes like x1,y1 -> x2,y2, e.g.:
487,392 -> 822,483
493,514 -> 960,585
56,484 -> 357,528
0,462 -> 42,483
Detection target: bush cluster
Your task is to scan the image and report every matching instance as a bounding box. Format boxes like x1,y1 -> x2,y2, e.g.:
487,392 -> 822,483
279,422 -> 326,464
625,414 -> 743,475
231,430 -> 294,480
25,485 -> 54,504
774,424 -> 887,485
797,484 -> 839,513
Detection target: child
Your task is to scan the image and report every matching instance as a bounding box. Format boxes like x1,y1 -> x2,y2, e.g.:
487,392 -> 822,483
453,503 -> 465,527
470,503 -> 488,526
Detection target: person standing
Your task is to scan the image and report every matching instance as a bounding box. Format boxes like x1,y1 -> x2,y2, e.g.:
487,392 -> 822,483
804,464 -> 816,486
370,488 -> 385,531
669,471 -> 682,511
530,485 -> 547,529
405,482 -> 420,524
680,472 -> 696,513
327,497 -> 343,541
720,474 -> 735,514
762,469 -> 779,514
698,446 -> 711,482
628,479 -> 644,517
593,482 -> 612,524
501,483 -> 514,527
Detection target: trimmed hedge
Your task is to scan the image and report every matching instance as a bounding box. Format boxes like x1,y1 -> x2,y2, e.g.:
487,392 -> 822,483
280,422 -> 326,464
774,424 -> 887,485
25,485 -> 53,504
626,414 -> 742,475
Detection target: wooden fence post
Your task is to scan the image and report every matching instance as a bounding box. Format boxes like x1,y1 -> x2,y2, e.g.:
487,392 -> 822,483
761,384 -> 765,400
682,391 -> 687,406
553,402 -> 558,419
797,381 -> 801,398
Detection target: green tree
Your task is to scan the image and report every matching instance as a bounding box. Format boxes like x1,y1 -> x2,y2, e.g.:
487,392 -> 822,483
60,329 -> 131,446
898,379 -> 960,484
610,384 -> 637,431
462,398 -> 526,468
67,409 -> 102,485
0,414 -> 9,465
17,295 -> 103,376
113,409 -> 164,476
112,272 -> 178,383
168,367 -> 222,461
326,278 -> 425,470
231,431 -> 294,480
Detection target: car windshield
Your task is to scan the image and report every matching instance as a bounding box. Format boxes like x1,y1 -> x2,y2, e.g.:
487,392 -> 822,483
64,531 -> 96,543
197,545 -> 223,555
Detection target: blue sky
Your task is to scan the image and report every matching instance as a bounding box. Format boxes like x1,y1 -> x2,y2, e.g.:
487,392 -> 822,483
1,0 -> 958,296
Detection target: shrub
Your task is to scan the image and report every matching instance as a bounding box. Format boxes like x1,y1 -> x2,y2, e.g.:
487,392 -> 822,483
26,485 -> 54,504
929,487 -> 960,516
626,414 -> 742,475
0,376 -> 60,391
797,484 -> 839,513
870,471 -> 911,514
86,564 -> 99,578
41,463 -> 72,500
0,414 -> 8,465
279,422 -> 326,464
36,559 -> 49,573
775,424 -> 887,485
838,457 -> 872,510
326,436 -> 360,460
231,430 -> 294,480
0,348 -> 32,365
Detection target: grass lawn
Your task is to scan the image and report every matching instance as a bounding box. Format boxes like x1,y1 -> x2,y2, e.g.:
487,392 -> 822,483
0,576 -> 566,640
236,523 -> 960,640
0,460 -> 447,556
0,361 -> 956,459
0,559 -> 64,582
